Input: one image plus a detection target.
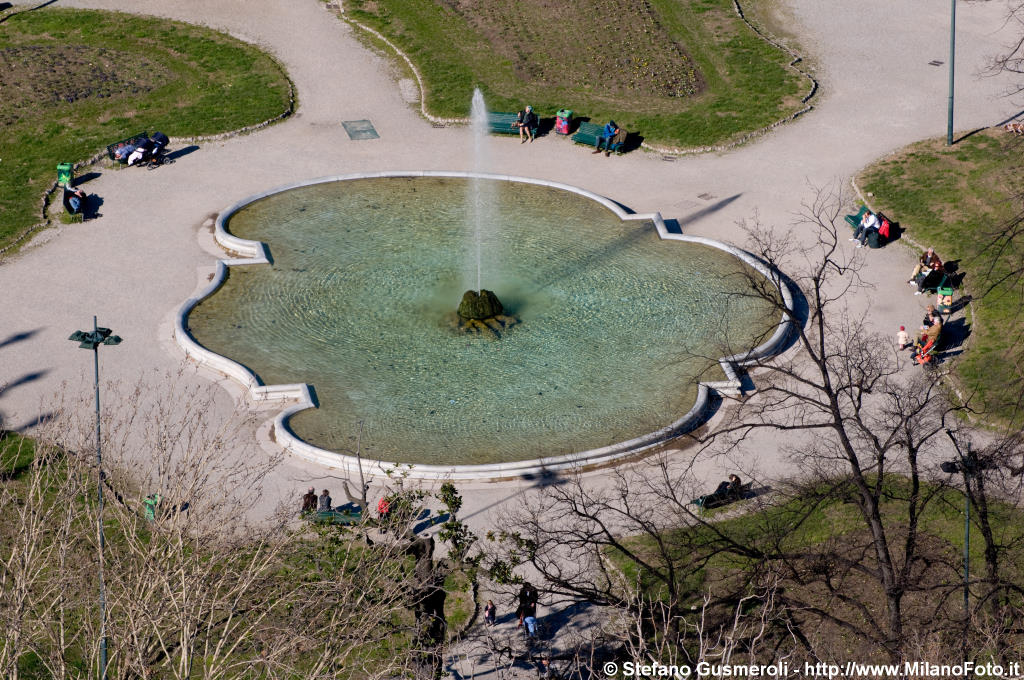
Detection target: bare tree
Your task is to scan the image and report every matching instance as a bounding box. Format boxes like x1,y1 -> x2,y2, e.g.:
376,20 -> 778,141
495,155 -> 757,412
485,187 -> 1024,666
0,375 -> 475,679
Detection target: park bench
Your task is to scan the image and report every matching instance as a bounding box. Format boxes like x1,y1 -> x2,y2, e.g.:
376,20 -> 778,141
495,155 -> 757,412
486,112 -> 537,137
571,122 -> 625,153
308,508 -> 363,525
61,187 -> 84,223
106,131 -> 148,164
844,205 -> 868,230
692,481 -> 754,510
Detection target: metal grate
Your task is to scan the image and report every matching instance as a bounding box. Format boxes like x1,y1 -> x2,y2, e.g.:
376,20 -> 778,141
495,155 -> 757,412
342,119 -> 380,140
928,60 -> 944,66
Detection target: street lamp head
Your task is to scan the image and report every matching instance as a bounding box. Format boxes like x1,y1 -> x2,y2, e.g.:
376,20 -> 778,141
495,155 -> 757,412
70,327 -> 121,350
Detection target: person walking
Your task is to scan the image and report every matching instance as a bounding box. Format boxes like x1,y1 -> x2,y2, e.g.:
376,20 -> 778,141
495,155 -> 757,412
483,600 -> 496,626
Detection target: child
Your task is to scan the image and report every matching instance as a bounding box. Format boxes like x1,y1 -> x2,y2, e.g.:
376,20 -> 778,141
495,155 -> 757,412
896,326 -> 910,350
483,600 -> 496,626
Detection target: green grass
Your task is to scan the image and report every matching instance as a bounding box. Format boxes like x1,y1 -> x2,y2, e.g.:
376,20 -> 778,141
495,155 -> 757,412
859,131 -> 1024,426
612,475 -> 1024,605
0,8 -> 292,251
342,0 -> 806,147
0,431 -> 37,478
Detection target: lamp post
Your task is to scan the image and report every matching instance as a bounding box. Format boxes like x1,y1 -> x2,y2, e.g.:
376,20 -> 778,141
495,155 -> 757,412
68,317 -> 122,680
941,429 -> 976,675
947,0 -> 957,145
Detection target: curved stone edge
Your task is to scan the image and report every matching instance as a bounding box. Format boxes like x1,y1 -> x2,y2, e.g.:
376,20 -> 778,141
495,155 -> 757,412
174,171 -> 794,480
327,0 -> 818,154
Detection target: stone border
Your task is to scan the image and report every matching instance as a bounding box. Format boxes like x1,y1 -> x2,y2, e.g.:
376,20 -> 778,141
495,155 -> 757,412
327,0 -> 818,153
173,171 -> 794,480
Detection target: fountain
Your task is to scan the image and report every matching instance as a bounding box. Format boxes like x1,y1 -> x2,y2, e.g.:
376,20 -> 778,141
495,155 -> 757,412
178,92 -> 790,473
454,88 -> 515,338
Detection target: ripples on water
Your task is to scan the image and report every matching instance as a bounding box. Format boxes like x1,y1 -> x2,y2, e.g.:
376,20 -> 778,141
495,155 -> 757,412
188,178 -> 777,465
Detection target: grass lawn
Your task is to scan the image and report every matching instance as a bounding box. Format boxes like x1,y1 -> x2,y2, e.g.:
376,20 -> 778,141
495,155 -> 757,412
610,475 -> 1024,660
859,130 -> 1024,427
0,8 -> 292,251
340,0 -> 806,148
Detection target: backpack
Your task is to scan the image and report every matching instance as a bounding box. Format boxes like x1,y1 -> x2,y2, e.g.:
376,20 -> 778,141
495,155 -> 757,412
879,218 -> 890,239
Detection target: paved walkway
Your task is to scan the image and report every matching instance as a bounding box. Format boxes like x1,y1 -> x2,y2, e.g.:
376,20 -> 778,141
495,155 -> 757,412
0,0 -> 1018,645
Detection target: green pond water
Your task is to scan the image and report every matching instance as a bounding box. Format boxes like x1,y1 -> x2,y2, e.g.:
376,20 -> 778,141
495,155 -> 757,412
188,177 -> 777,465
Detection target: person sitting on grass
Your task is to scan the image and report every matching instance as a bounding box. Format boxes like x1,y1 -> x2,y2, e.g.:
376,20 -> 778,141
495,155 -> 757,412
516,105 -> 538,143
592,120 -> 620,156
850,210 -> 879,248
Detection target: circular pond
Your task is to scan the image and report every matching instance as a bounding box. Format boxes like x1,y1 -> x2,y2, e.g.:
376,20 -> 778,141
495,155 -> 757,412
187,176 -> 778,466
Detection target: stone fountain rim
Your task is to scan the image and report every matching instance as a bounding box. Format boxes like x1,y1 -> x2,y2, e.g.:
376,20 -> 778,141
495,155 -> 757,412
173,170 -> 794,481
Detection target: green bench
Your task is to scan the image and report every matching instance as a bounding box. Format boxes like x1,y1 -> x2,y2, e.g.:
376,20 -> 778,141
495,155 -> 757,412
487,112 -> 536,137
571,122 -> 624,153
106,131 -> 148,164
843,205 -> 868,230
308,509 -> 363,525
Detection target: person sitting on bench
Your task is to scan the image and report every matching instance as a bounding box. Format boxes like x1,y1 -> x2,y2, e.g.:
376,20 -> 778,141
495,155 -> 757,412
516,106 -> 538,143
113,140 -> 137,162
63,186 -> 87,214
908,247 -> 942,285
715,474 -> 743,498
850,210 -> 879,248
127,136 -> 154,166
592,120 -> 620,156
914,260 -> 945,295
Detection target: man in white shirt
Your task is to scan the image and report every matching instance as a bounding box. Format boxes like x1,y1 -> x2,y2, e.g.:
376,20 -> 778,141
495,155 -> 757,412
851,210 -> 880,248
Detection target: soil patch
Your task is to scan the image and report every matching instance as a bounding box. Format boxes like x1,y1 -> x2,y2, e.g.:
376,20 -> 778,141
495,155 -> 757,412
0,45 -> 170,126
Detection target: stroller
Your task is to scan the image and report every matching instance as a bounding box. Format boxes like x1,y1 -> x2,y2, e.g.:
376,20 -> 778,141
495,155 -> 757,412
128,132 -> 172,168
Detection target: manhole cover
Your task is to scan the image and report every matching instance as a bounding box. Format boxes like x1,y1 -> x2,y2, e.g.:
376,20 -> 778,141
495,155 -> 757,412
342,119 -> 380,140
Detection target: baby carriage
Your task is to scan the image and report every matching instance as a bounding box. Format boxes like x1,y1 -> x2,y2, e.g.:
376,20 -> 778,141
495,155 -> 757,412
127,132 -> 172,168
